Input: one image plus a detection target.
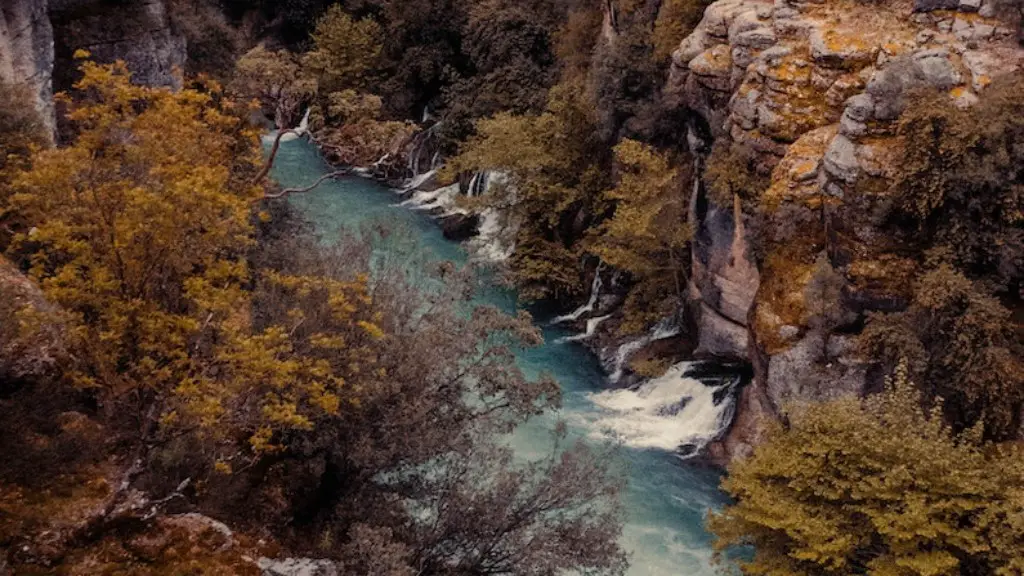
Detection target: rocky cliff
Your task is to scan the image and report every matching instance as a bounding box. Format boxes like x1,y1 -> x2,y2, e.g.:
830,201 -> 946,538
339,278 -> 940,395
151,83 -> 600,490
1,0 -> 55,136
0,0 -> 186,135
668,0 -> 1023,462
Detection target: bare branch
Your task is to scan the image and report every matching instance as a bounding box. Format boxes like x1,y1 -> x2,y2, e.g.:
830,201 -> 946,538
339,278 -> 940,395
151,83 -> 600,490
259,169 -> 352,201
251,129 -> 298,185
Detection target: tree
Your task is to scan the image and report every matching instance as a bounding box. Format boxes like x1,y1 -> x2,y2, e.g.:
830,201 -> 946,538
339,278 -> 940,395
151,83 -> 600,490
444,80 -> 612,301
301,5 -> 383,92
859,264 -> 1024,440
0,82 -> 48,250
709,363 -> 1024,575
231,44 -> 314,128
589,139 -> 690,333
652,0 -> 711,64
6,56 -> 265,434
893,77 -> 1024,290
1,57 -> 628,576
803,252 -> 848,360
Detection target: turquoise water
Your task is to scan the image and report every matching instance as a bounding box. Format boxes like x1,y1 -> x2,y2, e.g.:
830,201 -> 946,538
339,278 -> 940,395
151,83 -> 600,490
269,138 -> 728,575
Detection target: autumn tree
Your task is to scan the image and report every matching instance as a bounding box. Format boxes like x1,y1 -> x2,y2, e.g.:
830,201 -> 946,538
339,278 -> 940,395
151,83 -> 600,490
231,45 -> 313,128
589,139 -> 690,332
859,264 -> 1024,440
704,139 -> 770,208
1,58 -> 629,576
302,5 -> 383,93
709,363 -> 1024,575
0,82 -> 48,250
652,0 -> 711,63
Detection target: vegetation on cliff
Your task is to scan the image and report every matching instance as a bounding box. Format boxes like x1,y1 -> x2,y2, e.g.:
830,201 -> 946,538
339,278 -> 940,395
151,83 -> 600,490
2,0 -> 1024,573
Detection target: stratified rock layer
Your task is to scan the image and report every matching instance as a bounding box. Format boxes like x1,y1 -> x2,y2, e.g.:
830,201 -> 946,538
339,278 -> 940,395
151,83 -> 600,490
668,0 -> 1023,463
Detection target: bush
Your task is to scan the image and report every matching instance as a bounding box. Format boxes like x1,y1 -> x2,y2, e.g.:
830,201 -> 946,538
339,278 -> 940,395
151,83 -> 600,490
710,363 -> 1024,575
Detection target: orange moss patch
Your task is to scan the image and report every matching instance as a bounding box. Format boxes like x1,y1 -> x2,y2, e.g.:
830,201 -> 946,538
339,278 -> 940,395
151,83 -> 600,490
763,125 -> 838,211
755,245 -> 818,354
847,255 -> 919,298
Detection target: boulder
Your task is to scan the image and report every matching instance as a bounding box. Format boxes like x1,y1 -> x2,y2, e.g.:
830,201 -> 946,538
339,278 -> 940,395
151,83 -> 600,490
823,134 -> 859,183
0,258 -> 67,386
438,213 -> 480,241
694,303 -> 750,359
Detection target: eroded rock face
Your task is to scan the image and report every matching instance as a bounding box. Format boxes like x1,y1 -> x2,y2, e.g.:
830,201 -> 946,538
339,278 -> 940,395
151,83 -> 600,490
690,191 -> 760,361
670,0 -> 1024,464
50,0 -> 186,93
0,257 -> 67,387
0,0 -> 55,137
0,0 -> 186,133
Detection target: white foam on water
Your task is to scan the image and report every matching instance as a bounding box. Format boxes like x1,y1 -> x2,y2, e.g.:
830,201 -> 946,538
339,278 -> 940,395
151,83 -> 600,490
278,108 -> 310,142
399,183 -> 460,212
468,208 -> 515,261
404,169 -> 437,191
552,262 -> 604,324
557,314 -> 611,343
586,362 -> 734,454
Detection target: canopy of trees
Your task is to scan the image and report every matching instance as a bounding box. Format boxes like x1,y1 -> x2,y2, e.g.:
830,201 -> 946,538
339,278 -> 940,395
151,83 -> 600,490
710,364 -> 1024,576
0,57 -> 627,575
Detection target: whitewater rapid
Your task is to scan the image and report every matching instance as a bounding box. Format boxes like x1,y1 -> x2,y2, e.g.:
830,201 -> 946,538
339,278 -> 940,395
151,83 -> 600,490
269,138 -> 736,575
586,362 -> 739,457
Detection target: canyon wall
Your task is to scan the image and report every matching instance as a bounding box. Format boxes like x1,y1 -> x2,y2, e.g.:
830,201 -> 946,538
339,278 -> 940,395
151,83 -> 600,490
1,0 -> 55,136
669,0 -> 1023,462
0,0 -> 186,135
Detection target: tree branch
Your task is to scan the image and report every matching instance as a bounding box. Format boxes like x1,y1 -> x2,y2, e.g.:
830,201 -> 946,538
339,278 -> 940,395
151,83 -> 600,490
251,129 -> 298,185
259,169 -> 351,201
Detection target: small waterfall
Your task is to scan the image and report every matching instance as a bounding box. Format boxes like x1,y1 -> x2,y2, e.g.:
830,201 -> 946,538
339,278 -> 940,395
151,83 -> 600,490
407,122 -> 442,177
557,315 -> 611,344
279,108 -> 310,142
403,169 -> 437,191
467,171 -> 517,262
466,171 -> 489,197
400,183 -> 461,214
606,319 -> 681,383
587,361 -> 742,458
552,263 -> 605,324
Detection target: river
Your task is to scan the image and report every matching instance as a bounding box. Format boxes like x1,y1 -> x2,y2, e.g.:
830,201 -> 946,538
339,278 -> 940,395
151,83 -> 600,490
268,138 -> 730,575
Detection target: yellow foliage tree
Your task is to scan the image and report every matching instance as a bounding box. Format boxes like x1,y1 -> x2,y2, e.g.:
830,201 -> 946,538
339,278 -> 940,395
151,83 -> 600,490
3,57 -> 382,456
302,5 -> 383,93
589,139 -> 689,333
708,363 -> 1024,575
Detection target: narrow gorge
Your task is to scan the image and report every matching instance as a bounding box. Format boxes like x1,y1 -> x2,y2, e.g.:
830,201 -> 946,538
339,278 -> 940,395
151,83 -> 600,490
2,0 -> 1023,573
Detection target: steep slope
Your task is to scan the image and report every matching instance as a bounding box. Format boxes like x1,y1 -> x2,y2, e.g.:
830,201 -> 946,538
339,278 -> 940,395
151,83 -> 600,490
667,0 -> 1023,461
0,0 -> 186,134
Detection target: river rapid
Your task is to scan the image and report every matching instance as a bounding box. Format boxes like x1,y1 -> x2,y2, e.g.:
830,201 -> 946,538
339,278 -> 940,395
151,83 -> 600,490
269,138 -> 730,575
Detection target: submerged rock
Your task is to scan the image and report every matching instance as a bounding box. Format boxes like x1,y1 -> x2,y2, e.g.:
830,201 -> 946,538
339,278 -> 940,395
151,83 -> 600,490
439,213 -> 480,241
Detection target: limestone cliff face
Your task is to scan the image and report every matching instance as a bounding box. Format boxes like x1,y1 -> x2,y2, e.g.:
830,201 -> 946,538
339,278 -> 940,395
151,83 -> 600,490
0,0 -> 56,136
49,0 -> 186,93
0,0 -> 185,133
669,0 -> 1024,463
